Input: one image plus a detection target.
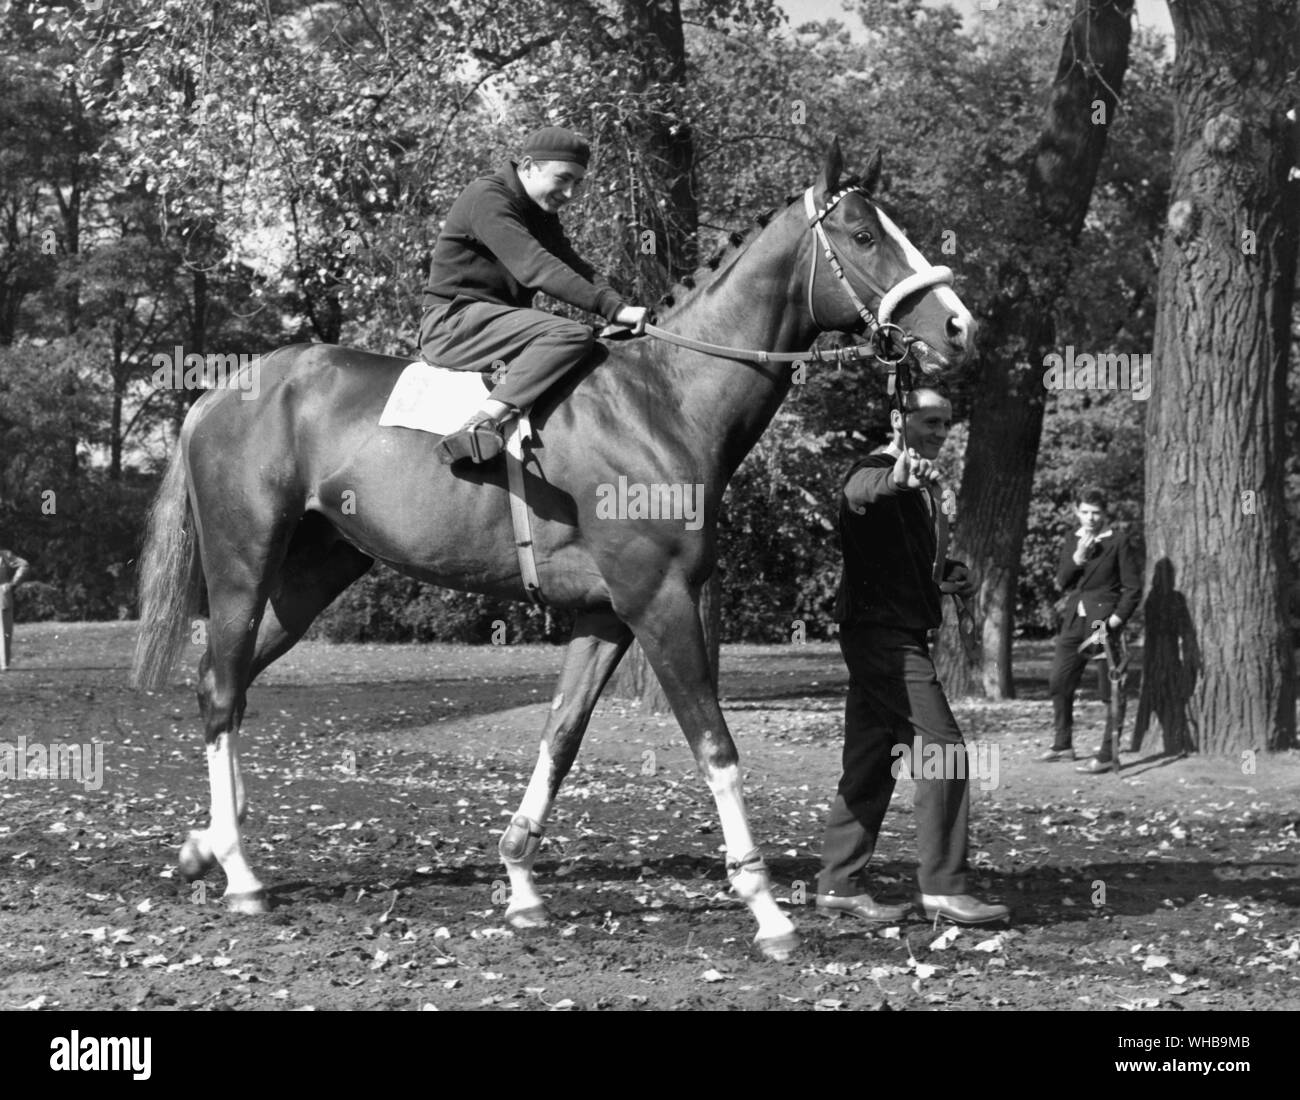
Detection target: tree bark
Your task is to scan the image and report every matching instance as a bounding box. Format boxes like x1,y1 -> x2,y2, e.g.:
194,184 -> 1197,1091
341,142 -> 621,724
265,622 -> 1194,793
936,0 -> 1134,698
1140,0 -> 1297,754
607,0 -> 711,710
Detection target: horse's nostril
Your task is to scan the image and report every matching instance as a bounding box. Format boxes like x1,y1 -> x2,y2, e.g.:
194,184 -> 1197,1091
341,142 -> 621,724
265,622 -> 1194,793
946,314 -> 970,348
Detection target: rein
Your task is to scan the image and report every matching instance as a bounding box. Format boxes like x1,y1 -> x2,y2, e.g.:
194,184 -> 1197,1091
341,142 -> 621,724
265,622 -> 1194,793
632,184 -> 955,392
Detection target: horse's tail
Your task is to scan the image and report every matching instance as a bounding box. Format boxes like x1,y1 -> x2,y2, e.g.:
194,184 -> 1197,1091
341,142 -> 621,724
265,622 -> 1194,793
130,446 -> 202,690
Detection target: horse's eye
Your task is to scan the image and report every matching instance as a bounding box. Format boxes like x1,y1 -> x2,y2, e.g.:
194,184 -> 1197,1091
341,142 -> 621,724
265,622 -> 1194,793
853,231 -> 874,246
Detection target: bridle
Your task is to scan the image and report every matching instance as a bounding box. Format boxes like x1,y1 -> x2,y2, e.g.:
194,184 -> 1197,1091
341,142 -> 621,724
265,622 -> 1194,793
634,183 -> 957,401
804,183 -> 953,385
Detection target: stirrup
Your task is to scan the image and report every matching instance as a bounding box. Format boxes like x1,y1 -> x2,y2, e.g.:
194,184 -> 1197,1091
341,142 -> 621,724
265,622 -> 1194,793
438,414 -> 505,465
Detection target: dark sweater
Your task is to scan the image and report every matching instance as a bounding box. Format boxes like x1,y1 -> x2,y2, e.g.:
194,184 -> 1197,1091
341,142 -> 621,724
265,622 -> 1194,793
421,160 -> 625,322
832,452 -> 953,632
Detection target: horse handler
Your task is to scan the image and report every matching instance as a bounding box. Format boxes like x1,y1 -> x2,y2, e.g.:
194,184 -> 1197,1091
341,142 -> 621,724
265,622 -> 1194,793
0,546 -> 30,670
418,125 -> 648,465
816,388 -> 1010,926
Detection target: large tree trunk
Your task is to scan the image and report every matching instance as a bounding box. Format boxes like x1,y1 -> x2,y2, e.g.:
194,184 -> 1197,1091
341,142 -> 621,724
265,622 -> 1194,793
1139,0 -> 1297,754
608,0 -> 710,710
936,0 -> 1134,698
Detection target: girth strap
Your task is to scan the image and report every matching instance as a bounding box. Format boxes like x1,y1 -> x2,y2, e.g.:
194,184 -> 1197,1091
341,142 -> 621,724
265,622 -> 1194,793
505,415 -> 545,606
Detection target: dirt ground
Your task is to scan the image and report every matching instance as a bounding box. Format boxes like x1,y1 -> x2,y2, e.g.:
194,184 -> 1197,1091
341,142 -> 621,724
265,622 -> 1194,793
1,622 -> 1297,1012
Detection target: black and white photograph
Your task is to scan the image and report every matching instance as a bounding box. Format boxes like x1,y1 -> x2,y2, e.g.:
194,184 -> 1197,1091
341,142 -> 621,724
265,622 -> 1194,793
0,0 -> 1296,1054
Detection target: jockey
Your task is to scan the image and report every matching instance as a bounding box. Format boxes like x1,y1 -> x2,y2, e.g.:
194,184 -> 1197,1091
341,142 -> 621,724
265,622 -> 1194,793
419,126 -> 648,465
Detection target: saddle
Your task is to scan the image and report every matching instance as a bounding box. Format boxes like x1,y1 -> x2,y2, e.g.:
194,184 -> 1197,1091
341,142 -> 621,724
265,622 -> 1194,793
378,361 -> 543,606
378,361 -> 502,436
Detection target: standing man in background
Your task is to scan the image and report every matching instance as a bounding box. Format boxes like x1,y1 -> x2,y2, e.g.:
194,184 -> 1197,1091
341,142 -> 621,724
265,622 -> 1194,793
1040,489 -> 1143,770
0,545 -> 31,670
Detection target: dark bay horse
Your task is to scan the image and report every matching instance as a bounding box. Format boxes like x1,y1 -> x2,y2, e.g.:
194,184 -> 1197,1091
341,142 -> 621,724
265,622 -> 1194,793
131,141 -> 972,960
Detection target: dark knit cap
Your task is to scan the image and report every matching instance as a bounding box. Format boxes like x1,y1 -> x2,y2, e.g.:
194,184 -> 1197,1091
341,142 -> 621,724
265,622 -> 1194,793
521,126 -> 591,168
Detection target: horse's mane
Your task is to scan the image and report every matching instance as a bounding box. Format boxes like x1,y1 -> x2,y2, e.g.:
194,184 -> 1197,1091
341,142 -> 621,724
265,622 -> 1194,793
652,194 -> 799,321
653,174 -> 875,322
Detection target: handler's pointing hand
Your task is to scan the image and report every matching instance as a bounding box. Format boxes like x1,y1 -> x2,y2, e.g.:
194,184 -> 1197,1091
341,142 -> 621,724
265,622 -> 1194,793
893,446 -> 942,491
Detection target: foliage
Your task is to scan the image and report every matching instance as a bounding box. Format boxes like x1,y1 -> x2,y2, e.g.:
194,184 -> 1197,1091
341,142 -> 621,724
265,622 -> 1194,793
309,563 -> 573,645
716,412 -> 846,641
3,0 -> 1281,658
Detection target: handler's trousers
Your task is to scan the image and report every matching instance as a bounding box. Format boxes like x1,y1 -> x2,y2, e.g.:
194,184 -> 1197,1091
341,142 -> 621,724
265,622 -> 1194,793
1048,611 -> 1121,757
418,299 -> 595,412
818,623 -> 970,898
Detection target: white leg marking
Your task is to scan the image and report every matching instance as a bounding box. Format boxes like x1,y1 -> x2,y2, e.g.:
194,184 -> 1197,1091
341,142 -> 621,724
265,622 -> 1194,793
501,742 -> 554,923
206,733 -> 264,899
705,763 -> 797,946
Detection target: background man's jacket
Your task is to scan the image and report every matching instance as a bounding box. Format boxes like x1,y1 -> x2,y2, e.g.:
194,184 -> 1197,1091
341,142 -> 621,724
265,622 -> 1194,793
1056,526 -> 1143,626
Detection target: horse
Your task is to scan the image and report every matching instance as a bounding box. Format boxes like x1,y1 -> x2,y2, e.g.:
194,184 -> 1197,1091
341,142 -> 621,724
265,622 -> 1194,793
130,140 -> 973,960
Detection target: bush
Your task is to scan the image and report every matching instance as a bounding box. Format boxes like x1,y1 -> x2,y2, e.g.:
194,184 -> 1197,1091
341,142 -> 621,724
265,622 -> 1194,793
310,563 -> 573,644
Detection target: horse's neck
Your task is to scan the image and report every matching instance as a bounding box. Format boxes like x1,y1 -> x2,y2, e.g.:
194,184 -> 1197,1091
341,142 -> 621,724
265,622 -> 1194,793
655,216 -> 816,473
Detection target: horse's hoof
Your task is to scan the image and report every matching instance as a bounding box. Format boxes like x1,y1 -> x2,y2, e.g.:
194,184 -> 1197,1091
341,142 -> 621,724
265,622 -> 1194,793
755,931 -> 800,962
224,889 -> 270,915
505,904 -> 550,930
177,837 -> 214,882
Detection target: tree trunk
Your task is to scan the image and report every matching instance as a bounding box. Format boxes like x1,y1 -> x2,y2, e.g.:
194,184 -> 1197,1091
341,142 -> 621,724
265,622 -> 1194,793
936,0 -> 1134,698
1140,0 -> 1297,754
608,0 -> 713,709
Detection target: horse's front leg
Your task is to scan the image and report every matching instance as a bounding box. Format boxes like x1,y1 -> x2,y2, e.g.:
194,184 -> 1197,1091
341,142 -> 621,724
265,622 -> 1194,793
626,582 -> 799,961
499,610 -> 632,927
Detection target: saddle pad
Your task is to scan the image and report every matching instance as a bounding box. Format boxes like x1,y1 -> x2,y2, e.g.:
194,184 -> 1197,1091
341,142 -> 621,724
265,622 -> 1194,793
378,361 -> 492,436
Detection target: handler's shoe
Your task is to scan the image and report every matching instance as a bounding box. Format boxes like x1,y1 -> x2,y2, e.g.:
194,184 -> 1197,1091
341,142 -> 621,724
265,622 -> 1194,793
918,893 -> 1011,925
438,411 -> 506,465
1077,756 -> 1116,774
1037,746 -> 1076,762
815,893 -> 912,923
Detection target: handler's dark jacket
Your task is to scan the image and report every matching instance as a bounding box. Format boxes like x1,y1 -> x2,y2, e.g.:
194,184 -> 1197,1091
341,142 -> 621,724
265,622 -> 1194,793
421,160 -> 625,322
1056,525 -> 1143,626
832,451 -> 962,632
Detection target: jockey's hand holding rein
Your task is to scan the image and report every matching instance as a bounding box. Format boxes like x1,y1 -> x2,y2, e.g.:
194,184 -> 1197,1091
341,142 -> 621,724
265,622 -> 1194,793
615,305 -> 648,334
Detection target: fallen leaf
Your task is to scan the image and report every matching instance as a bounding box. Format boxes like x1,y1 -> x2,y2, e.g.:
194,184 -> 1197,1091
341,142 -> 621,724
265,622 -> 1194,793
930,926 -> 961,951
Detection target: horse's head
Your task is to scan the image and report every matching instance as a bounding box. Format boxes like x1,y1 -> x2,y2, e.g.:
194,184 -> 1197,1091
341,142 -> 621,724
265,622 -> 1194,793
806,139 -> 974,375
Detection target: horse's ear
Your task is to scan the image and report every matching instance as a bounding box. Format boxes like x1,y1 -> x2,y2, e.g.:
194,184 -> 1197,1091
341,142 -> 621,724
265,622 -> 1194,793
819,138 -> 844,194
861,147 -> 883,194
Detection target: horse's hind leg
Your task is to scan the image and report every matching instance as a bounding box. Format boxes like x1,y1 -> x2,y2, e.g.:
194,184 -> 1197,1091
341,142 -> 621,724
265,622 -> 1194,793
179,524 -> 373,889
500,609 -> 632,928
248,520 -> 373,680
623,580 -> 799,960
187,574 -> 276,914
